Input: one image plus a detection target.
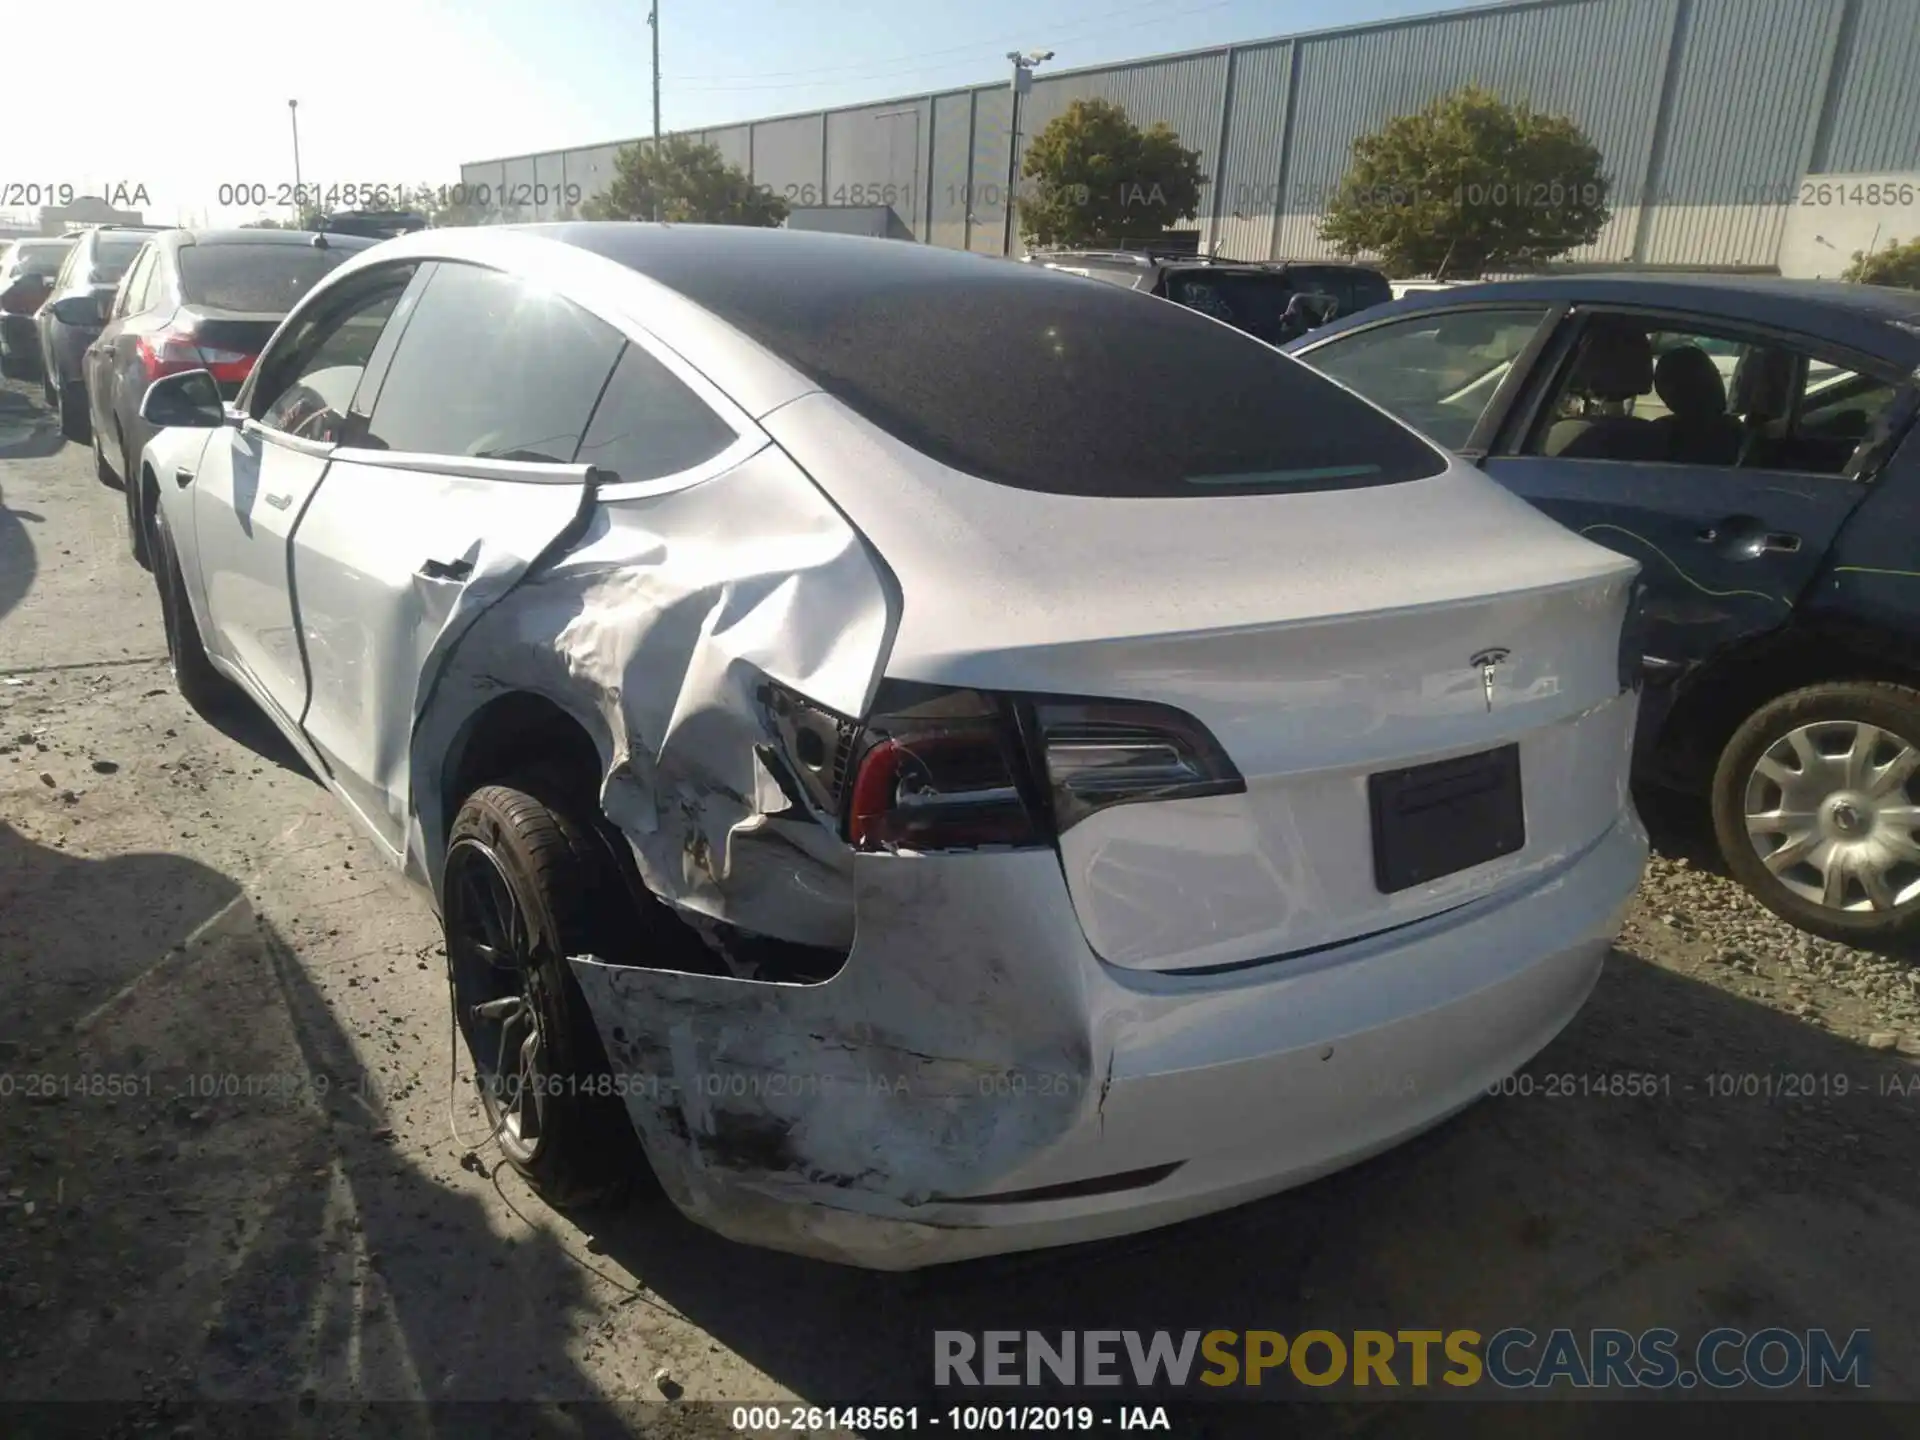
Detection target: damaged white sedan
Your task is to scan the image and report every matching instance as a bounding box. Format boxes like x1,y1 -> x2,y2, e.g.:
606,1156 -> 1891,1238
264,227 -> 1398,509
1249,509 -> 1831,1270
134,223 -> 1647,1268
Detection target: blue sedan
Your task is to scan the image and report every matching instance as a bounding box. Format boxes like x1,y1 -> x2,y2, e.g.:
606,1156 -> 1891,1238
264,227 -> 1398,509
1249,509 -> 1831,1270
1289,274 -> 1920,947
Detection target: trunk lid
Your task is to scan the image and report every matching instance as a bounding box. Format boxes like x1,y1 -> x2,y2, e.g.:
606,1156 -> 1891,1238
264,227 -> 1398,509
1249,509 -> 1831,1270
763,394 -> 1640,972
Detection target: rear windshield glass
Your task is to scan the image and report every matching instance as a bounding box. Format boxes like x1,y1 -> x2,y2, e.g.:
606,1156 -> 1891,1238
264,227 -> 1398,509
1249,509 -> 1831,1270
179,244 -> 357,312
92,234 -> 148,278
13,243 -> 73,277
616,236 -> 1443,497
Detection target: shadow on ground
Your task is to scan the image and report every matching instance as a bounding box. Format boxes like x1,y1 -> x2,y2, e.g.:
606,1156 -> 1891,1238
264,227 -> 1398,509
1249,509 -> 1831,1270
0,483 -> 39,627
0,384 -> 64,465
0,826 -> 637,1440
574,940 -> 1920,1428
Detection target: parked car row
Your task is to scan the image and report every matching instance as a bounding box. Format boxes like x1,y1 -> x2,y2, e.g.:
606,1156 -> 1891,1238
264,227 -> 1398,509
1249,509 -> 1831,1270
1285,274 -> 1920,945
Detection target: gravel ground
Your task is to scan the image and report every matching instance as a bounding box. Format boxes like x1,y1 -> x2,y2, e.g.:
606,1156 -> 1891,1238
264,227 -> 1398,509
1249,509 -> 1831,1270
3,372 -> 1920,1437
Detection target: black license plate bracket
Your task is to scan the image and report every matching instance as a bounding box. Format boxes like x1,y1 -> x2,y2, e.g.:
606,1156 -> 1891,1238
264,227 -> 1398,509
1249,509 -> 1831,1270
1369,743 -> 1525,894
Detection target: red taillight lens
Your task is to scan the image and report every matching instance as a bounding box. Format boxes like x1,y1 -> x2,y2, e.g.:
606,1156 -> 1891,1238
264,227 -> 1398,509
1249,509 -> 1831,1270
762,680 -> 1240,853
137,330 -> 255,385
841,685 -> 1045,853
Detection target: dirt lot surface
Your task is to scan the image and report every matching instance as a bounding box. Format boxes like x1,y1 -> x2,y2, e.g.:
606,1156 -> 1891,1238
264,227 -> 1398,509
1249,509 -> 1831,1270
3,374 -> 1920,1437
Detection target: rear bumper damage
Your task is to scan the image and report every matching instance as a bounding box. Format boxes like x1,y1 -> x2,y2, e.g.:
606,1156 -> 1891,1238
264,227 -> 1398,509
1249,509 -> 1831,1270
568,808 -> 1646,1269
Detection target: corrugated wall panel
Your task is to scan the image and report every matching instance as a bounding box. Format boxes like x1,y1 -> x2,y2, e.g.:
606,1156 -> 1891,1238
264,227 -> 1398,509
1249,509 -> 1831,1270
560,143 -> 625,215
1212,40 -> 1292,262
826,100 -> 930,236
458,160 -> 508,218
1640,0 -> 1845,266
532,152 -> 570,220
967,86 -> 1013,254
1018,51 -> 1230,254
1276,0 -> 1673,262
703,124 -> 752,173
1818,0 -> 1920,173
498,155 -> 539,222
928,92 -> 975,250
751,114 -> 826,202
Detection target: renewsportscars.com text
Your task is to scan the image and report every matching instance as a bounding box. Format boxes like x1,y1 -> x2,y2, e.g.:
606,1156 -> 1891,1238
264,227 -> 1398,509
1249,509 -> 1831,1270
934,1327 -> 1871,1391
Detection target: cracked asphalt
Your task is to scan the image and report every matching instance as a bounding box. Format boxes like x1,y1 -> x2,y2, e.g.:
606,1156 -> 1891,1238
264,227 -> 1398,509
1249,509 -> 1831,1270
3,373 -> 1920,1437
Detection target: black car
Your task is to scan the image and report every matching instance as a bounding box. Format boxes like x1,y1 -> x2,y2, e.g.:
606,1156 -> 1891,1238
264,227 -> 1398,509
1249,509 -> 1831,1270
83,227 -> 375,565
1288,275 -> 1920,945
0,238 -> 76,377
1025,249 -> 1392,345
318,209 -> 429,240
36,225 -> 166,440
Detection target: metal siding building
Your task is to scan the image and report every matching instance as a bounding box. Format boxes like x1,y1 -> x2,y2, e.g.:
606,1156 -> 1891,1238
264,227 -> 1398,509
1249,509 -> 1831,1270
462,0 -> 1920,273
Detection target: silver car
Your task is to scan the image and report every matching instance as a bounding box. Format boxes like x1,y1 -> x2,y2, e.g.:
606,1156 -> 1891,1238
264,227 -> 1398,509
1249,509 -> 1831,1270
136,224 -> 1646,1269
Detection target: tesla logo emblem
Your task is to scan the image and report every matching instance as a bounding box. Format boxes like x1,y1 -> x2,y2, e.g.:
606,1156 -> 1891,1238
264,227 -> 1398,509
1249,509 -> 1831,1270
1471,648 -> 1512,712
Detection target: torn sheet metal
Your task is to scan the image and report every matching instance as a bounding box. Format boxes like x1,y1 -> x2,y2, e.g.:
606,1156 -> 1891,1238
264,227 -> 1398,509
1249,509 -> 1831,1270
407,444 -> 895,949
568,847 -> 1104,1269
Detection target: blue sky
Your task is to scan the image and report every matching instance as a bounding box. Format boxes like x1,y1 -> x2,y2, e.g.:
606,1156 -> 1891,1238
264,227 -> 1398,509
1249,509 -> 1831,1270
9,0 -> 1478,224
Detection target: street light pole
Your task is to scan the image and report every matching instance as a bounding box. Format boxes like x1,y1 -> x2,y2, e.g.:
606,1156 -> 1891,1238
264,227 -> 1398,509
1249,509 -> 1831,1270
288,100 -> 303,219
1002,50 -> 1052,257
649,2 -> 662,222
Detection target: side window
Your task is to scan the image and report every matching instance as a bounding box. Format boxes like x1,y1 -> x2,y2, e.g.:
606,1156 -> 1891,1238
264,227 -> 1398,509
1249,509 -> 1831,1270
1304,306 -> 1551,450
120,248 -> 159,317
363,263 -> 624,462
52,239 -> 84,292
574,342 -> 739,483
110,249 -> 148,319
1523,317 -> 1898,476
255,274 -> 413,443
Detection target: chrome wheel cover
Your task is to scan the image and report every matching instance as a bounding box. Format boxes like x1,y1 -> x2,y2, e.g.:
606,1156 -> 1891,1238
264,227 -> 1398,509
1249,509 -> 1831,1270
1744,719 -> 1920,912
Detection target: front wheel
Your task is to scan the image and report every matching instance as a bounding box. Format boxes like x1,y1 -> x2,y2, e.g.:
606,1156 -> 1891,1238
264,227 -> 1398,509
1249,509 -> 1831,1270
1713,681 -> 1920,945
151,505 -> 238,716
444,779 -> 641,1207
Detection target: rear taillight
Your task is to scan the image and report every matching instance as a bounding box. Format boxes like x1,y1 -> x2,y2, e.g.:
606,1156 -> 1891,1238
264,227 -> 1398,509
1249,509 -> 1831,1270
847,686 -> 1043,851
137,330 -> 255,386
1031,698 -> 1244,831
762,679 -> 1242,853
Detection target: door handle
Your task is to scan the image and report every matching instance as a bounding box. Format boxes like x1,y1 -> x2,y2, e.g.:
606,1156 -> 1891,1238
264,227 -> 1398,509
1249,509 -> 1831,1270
263,491 -> 293,510
1758,532 -> 1801,553
417,557 -> 473,582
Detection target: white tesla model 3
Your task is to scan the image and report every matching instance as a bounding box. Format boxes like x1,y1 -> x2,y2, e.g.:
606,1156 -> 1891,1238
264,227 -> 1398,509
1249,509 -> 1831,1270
135,223 -> 1646,1268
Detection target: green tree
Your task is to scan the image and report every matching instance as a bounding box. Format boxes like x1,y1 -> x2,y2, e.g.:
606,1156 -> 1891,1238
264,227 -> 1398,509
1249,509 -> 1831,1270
580,136 -> 787,225
1844,235 -> 1920,289
1018,99 -> 1204,248
1319,85 -> 1611,279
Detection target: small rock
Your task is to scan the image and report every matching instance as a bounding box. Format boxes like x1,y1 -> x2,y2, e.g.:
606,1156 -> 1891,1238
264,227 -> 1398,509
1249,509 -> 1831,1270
38,772 -> 54,787
1866,1032 -> 1899,1051
370,1126 -> 394,1142
90,759 -> 119,774
653,1367 -> 682,1400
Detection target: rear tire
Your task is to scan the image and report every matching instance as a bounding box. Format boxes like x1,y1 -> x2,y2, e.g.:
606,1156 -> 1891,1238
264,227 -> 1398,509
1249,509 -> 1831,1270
58,380 -> 90,444
93,422 -> 121,489
444,778 -> 642,1208
151,504 -> 238,716
1713,681 -> 1920,947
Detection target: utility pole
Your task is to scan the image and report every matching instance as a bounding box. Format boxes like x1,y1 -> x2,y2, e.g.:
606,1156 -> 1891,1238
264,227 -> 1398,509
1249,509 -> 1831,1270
288,100 -> 304,220
649,3 -> 662,222
1002,50 -> 1052,257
